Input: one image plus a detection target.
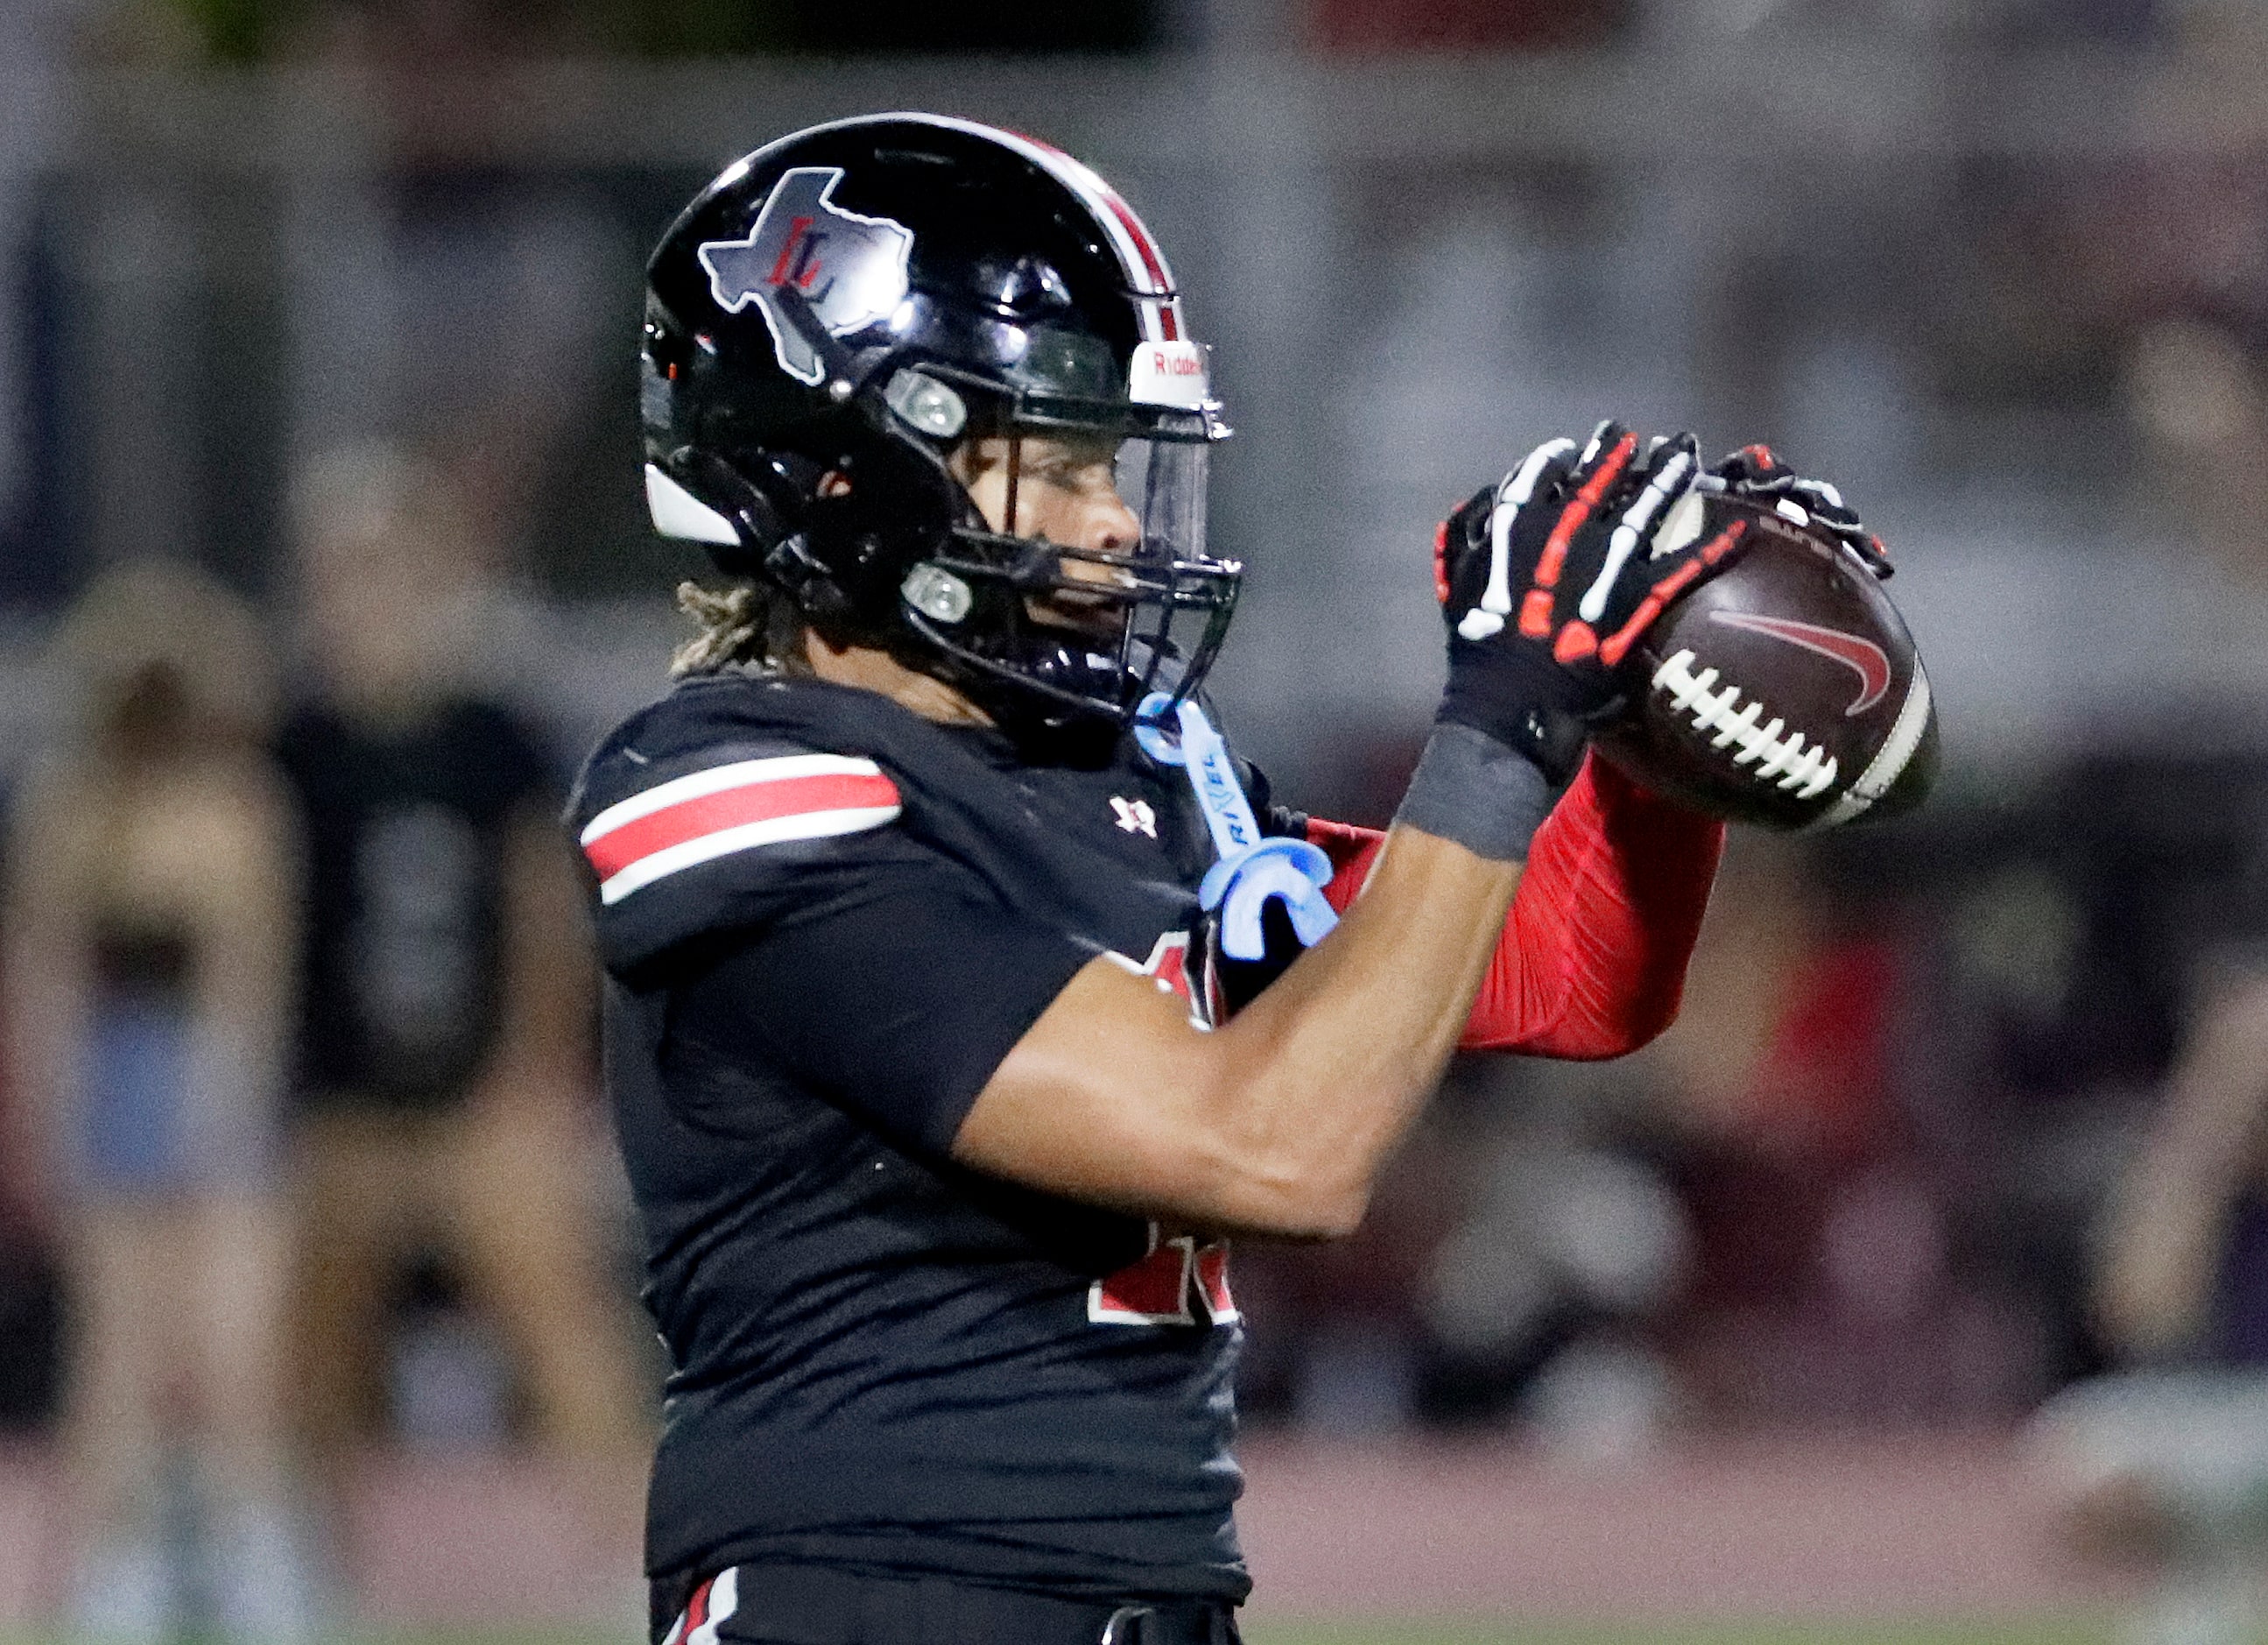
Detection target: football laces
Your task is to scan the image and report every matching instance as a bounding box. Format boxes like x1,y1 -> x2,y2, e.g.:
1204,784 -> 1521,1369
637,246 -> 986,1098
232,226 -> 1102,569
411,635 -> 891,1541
1651,649 -> 1838,799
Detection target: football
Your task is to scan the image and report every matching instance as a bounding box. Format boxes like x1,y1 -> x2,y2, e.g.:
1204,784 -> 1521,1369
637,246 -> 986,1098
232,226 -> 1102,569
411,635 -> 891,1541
1593,492 -> 1938,830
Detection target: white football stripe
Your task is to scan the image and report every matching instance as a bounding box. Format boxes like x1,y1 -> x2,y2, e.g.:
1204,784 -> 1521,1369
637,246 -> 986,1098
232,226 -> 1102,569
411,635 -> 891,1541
581,754 -> 885,846
597,805 -> 902,905
1650,490 -> 1708,560
1814,663 -> 1933,829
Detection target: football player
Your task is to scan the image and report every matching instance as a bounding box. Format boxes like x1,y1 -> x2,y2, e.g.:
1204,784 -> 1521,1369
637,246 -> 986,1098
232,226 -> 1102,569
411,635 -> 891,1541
578,114 -> 1778,1645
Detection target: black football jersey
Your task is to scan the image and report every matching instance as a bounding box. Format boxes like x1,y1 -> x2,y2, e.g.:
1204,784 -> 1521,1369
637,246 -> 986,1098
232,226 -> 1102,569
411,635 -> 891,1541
278,695 -> 557,1110
570,673 -> 1295,1602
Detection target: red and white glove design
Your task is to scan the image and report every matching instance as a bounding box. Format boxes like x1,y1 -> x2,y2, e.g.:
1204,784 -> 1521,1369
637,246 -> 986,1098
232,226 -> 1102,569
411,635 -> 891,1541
1704,443 -> 1892,579
1434,420 -> 1748,772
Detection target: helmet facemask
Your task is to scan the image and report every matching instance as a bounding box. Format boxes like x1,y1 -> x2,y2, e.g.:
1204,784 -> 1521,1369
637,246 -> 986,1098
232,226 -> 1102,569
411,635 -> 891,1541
881,355 -> 1241,736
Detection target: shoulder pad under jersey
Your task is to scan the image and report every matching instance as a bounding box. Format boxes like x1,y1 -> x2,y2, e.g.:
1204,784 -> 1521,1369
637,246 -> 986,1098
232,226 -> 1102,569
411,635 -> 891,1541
567,675 -> 915,978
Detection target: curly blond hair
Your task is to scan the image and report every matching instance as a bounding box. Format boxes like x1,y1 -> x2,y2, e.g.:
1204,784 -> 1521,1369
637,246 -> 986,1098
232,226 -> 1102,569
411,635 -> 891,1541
670,580 -> 815,679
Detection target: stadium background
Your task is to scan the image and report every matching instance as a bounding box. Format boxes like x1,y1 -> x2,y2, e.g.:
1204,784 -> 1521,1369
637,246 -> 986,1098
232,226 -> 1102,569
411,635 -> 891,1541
6,0 -> 2268,1640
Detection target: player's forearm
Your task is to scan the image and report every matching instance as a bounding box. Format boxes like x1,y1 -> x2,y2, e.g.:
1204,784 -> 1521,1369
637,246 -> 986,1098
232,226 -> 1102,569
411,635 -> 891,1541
960,727 -> 1545,1236
957,822 -> 1523,1239
1192,822 -> 1521,1234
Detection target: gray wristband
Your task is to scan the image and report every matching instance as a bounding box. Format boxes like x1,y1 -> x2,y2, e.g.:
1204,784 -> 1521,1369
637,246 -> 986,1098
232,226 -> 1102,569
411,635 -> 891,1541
1393,722 -> 1555,863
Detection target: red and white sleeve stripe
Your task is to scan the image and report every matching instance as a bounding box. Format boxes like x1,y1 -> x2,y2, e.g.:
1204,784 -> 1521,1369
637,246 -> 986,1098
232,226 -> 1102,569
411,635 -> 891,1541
660,1567 -> 738,1645
579,754 -> 901,905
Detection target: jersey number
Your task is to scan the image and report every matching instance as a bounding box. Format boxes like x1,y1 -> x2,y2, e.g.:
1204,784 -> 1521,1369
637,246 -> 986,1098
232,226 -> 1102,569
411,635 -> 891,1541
1088,1225 -> 1236,1327
1106,930 -> 1215,1030
1091,931 -> 1231,1325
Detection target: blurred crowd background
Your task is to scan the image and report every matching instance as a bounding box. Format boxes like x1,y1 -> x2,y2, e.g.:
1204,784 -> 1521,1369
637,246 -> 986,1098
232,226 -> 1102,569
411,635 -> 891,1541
10,0 -> 2268,1639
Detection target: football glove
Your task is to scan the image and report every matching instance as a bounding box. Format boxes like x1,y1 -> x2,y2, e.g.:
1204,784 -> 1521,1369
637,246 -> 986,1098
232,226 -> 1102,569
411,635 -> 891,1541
1434,420 -> 1745,773
1704,443 -> 1891,579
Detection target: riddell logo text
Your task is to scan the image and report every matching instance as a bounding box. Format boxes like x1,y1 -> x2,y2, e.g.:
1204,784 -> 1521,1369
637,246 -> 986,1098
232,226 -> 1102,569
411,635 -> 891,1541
1146,348 -> 1202,375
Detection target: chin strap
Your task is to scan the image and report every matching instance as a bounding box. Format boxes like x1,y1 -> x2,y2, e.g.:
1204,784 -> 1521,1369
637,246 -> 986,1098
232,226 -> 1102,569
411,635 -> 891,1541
1136,695 -> 1337,962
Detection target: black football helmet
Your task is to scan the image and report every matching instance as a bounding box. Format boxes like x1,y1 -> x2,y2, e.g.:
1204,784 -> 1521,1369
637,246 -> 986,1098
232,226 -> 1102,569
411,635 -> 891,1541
642,113 -> 1241,733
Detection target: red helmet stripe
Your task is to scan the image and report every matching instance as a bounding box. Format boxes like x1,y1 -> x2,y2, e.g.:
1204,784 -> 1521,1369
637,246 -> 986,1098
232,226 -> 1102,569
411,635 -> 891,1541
996,124 -> 1173,285
897,115 -> 1176,296
1096,187 -> 1173,292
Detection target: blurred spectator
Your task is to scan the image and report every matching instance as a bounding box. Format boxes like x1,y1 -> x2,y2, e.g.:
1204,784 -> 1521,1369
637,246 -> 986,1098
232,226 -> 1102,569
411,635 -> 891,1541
276,443 -> 646,1494
2041,964 -> 2268,1645
2126,314 -> 2268,606
1245,823 -> 2051,1445
2086,298 -> 2268,1359
1,560 -> 315,1642
1421,1065 -> 1691,1455
2096,966 -> 2268,1366
1991,738 -> 2268,1641
1628,834 -> 2048,1430
1932,749 -> 2268,1400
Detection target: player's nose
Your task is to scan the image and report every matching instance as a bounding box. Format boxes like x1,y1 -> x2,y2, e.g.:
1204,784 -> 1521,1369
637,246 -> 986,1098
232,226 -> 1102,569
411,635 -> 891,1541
1076,488 -> 1139,557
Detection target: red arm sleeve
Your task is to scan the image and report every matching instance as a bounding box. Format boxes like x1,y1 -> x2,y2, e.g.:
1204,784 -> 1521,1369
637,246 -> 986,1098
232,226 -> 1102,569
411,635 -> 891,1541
1304,753 -> 1723,1060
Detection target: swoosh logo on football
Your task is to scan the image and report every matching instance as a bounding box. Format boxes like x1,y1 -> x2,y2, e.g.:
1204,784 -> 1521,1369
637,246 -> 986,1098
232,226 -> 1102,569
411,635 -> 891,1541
1707,610 -> 1892,716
